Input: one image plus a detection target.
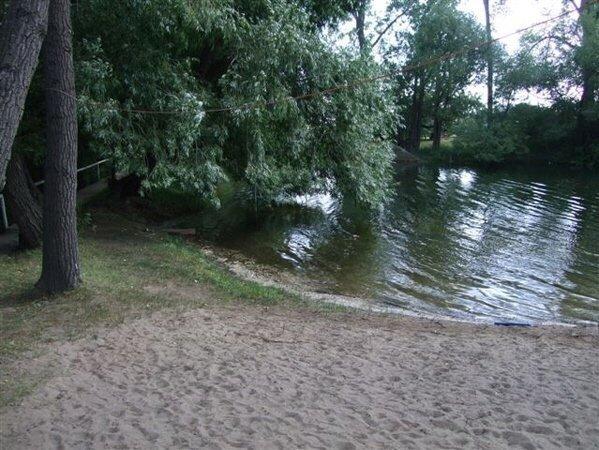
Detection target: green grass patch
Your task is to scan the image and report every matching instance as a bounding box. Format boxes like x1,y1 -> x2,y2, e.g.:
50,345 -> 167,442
1,210 -> 296,358
0,376 -> 43,408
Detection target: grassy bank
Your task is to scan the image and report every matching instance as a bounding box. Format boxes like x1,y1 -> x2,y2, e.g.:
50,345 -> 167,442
0,208 -> 325,404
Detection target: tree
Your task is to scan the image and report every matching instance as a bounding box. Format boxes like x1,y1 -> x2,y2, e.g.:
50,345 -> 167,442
483,0 -> 493,125
0,0 -> 49,191
575,0 -> 599,155
71,0 -> 395,209
481,0 -> 507,126
301,0 -> 372,52
37,0 -> 81,293
4,153 -> 42,248
297,0 -> 357,27
502,0 -> 598,165
351,0 -> 370,52
371,0 -> 417,50
2,65 -> 46,248
386,0 -> 485,152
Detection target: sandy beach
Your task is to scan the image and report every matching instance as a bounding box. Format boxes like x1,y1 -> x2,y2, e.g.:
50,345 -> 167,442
1,304 -> 598,450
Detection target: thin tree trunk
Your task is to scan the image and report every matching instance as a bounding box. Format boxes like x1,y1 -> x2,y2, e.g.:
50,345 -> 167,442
396,79 -> 409,149
483,0 -> 493,126
0,0 -> 50,191
575,0 -> 598,153
432,112 -> 442,152
5,153 -> 42,249
578,0 -> 592,110
407,77 -> 426,152
37,0 -> 81,293
353,1 -> 367,52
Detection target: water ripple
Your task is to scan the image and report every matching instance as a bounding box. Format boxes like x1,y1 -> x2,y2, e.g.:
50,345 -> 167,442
188,166 -> 599,324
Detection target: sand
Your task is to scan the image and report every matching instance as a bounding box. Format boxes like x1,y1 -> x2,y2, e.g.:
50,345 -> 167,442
1,305 -> 598,450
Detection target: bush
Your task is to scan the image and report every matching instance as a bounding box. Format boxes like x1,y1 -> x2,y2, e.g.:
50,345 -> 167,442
426,102 -> 593,168
451,112 -> 528,164
506,102 -> 577,164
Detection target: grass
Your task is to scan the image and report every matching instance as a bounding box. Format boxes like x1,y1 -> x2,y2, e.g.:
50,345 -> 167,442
1,207 -> 338,405
0,210 -> 299,356
0,371 -> 48,408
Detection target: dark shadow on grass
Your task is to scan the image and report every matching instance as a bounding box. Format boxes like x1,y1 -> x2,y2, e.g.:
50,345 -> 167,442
1,287 -> 58,309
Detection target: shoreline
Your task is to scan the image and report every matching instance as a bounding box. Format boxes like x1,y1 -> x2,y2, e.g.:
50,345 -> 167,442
196,240 -> 599,330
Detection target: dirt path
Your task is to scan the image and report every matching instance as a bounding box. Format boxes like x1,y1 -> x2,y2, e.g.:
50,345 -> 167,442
1,306 -> 598,449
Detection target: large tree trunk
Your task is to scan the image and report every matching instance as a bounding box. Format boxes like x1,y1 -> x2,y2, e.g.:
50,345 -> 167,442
0,0 -> 49,191
483,0 -> 493,126
37,0 -> 81,293
5,153 -> 42,249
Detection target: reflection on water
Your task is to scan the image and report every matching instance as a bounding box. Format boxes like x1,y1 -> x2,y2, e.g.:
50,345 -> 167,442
183,166 -> 599,323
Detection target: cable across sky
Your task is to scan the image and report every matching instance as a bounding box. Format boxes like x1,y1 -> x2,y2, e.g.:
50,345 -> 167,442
50,1 -> 589,117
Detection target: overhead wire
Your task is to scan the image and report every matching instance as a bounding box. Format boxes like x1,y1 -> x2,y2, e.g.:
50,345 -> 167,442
47,2 -> 590,116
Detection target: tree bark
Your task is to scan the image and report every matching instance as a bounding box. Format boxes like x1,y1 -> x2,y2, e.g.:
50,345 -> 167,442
0,0 -> 50,191
37,0 -> 81,293
353,1 -> 367,52
432,112 -> 442,152
406,76 -> 426,152
575,0 -> 598,153
5,153 -> 42,249
483,0 -> 494,126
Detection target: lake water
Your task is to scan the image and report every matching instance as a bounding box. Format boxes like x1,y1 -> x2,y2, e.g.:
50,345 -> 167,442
183,166 -> 599,324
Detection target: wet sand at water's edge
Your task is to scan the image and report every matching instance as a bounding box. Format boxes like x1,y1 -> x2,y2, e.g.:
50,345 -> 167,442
1,304 -> 598,449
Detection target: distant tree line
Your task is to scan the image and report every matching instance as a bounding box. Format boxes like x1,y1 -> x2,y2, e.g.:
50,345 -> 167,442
414,0 -> 598,166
